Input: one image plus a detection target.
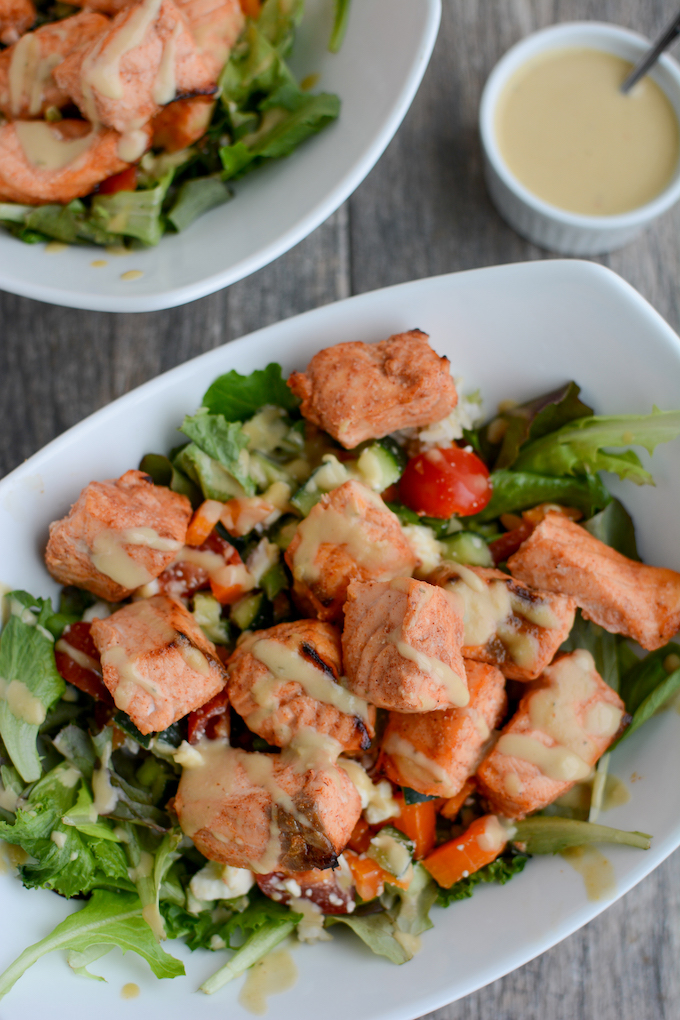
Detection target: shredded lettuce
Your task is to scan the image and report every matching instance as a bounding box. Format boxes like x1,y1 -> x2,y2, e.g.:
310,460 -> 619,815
180,410 -> 254,494
610,642 -> 680,749
167,175 -> 232,233
325,912 -> 413,964
90,173 -> 173,247
583,497 -> 639,560
329,0 -> 352,52
466,469 -> 611,524
436,851 -> 529,907
512,817 -> 651,854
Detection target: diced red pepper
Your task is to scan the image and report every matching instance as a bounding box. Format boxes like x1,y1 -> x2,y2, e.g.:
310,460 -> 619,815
54,621 -> 113,704
187,688 -> 230,744
98,165 -> 137,195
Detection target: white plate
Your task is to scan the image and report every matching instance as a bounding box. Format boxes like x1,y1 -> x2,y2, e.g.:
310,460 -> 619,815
0,0 -> 440,313
1,259 -> 680,1019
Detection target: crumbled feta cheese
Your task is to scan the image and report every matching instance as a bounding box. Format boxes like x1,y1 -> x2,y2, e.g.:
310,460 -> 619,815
401,524 -> 443,579
283,878 -> 302,898
189,860 -> 255,903
210,934 -> 227,951
337,759 -> 399,825
289,897 -> 333,943
173,740 -> 205,770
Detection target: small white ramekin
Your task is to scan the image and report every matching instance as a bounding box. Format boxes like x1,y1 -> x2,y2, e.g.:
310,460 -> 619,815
479,22 -> 680,255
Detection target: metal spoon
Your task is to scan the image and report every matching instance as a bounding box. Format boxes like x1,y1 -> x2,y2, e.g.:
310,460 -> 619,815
621,8 -> 680,93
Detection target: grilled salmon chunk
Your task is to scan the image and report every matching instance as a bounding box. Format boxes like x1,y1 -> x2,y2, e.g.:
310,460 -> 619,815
0,13 -> 110,120
287,330 -> 458,449
428,562 -> 576,680
54,0 -> 215,137
381,660 -> 507,797
91,593 -> 227,734
175,738 -> 361,872
0,119 -> 144,204
476,650 -> 625,819
285,480 -> 416,623
0,0 -> 35,45
342,577 -> 468,712
508,511 -> 680,651
228,620 -> 376,751
174,0 -> 243,78
45,468 -> 191,601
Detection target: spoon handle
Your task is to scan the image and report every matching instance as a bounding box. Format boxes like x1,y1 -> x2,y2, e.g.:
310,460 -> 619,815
621,9 -> 680,93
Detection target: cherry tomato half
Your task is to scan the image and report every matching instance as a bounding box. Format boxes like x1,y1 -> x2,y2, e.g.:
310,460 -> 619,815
98,165 -> 138,195
399,446 -> 492,518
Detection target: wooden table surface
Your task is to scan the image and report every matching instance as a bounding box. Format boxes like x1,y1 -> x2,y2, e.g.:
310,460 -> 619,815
2,1 -> 680,1016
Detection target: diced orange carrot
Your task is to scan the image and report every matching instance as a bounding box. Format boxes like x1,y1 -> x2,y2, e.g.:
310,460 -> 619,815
186,499 -> 223,547
347,817 -> 373,854
344,851 -> 410,901
210,564 -> 255,605
422,814 -> 507,888
390,795 -> 437,859
439,780 -> 476,820
522,502 -> 583,525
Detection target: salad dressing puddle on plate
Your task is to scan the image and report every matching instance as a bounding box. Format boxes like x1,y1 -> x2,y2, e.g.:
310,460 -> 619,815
120,982 -> 140,999
560,845 -> 616,901
238,948 -> 298,1014
495,47 -> 680,215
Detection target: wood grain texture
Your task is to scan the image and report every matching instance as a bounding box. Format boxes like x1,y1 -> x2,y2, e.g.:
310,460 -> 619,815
1,1 -> 680,1017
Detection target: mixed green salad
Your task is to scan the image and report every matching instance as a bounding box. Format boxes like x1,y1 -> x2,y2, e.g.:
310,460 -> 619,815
0,362 -> 679,1003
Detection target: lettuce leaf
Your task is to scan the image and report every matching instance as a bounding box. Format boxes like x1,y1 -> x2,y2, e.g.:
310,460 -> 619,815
610,642 -> 680,749
258,0 -> 304,54
329,0 -> 352,52
583,498 -> 639,560
465,469 -> 610,524
325,912 -> 413,964
0,890 -> 184,1002
436,851 -> 528,907
167,175 -> 232,233
513,408 -> 680,484
203,363 -> 298,420
0,592 -> 65,782
180,410 -> 254,494
90,174 -> 173,247
560,611 -> 624,692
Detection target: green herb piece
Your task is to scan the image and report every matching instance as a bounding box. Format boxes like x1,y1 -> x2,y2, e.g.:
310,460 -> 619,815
203,362 -> 298,420
0,890 -> 184,1002
583,498 -> 639,560
0,592 -> 66,782
514,408 -> 680,484
329,0 -> 352,51
168,175 -> 232,232
180,409 -> 254,494
436,851 -> 529,906
512,816 -> 651,854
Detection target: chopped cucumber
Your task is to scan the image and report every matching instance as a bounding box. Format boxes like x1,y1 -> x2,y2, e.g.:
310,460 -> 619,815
192,593 -> 232,645
268,514 -> 300,551
249,450 -> 292,490
356,437 -> 407,492
440,531 -> 492,567
229,591 -> 273,632
261,562 -> 289,600
290,454 -> 350,515
367,825 -> 415,880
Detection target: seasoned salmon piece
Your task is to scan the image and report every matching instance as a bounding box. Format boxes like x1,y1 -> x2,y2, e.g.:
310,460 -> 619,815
91,593 -> 227,734
69,0 -> 134,14
228,619 -> 376,751
0,119 -> 144,204
342,577 -> 468,713
0,0 -> 35,45
476,650 -> 626,819
285,480 -> 417,623
287,330 -> 458,449
174,0 -> 243,78
381,661 -> 507,797
507,511 -> 680,651
174,737 -> 361,872
53,0 -> 215,137
151,93 -> 214,150
0,13 -> 109,120
428,562 -> 576,680
45,469 -> 191,602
